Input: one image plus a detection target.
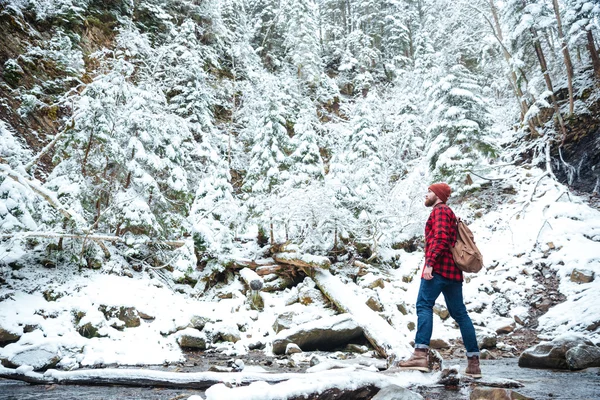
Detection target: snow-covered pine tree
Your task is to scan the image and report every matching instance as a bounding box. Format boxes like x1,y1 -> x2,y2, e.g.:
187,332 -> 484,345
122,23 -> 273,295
564,0 -> 600,78
288,99 -> 326,187
327,95 -> 385,254
48,30 -> 199,266
151,18 -> 238,262
247,0 -> 287,70
241,78 -> 292,243
283,0 -> 323,86
426,64 -> 496,185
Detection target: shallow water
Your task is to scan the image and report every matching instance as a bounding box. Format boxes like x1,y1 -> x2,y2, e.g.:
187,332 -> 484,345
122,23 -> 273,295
419,358 -> 600,400
1,358 -> 599,400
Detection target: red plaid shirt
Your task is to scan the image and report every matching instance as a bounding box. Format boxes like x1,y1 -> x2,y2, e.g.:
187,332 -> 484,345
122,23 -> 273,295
423,203 -> 462,282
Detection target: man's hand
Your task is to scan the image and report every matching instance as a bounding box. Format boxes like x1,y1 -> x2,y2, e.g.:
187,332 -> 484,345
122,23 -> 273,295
423,266 -> 434,280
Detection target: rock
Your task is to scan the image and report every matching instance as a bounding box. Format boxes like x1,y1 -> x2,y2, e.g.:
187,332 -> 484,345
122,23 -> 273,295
298,278 -> 328,306
209,365 -> 232,372
205,321 -> 241,343
367,278 -> 385,290
565,344 -> 600,370
228,358 -> 245,371
396,303 -> 408,315
78,322 -> 103,338
480,349 -> 495,360
437,366 -> 459,386
495,324 -> 515,334
518,334 -> 594,369
407,321 -> 415,331
345,343 -> 369,354
272,314 -> 363,355
7,347 -> 61,371
273,311 -> 297,334
371,384 -> 424,399
190,315 -> 210,330
138,310 -> 155,320
366,296 -> 383,312
176,328 -> 207,349
248,340 -> 265,350
536,299 -> 553,312
118,307 -> 141,328
100,306 -> 141,328
433,304 -> 449,320
477,328 -> 497,350
0,327 -> 21,346
570,269 -> 594,283
286,343 -> 302,355
429,338 -> 451,349
470,387 -> 532,400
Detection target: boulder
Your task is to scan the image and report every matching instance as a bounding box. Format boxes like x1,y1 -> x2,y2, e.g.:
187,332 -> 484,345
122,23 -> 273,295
272,314 -> 363,355
477,328 -> 497,350
77,322 -> 104,338
570,269 -> 594,283
298,278 -> 328,306
176,328 -> 207,349
565,344 -> 600,370
203,321 -> 241,343
6,347 -> 61,371
0,327 -> 21,346
371,384 -> 424,399
518,334 -> 594,369
100,306 -> 141,328
470,387 -> 532,400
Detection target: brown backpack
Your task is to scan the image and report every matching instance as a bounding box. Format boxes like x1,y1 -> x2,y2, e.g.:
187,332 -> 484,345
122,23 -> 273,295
451,219 -> 483,273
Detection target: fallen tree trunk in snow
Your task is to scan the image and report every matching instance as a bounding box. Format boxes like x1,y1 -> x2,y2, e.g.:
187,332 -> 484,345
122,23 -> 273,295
272,252 -> 331,270
0,366 -> 393,393
312,270 -> 411,366
0,366 -> 323,389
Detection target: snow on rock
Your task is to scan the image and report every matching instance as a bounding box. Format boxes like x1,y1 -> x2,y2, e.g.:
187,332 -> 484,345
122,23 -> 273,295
272,313 -> 363,354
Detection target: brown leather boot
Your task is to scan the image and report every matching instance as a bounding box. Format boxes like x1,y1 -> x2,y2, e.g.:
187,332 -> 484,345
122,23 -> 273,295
398,348 -> 430,372
465,355 -> 482,378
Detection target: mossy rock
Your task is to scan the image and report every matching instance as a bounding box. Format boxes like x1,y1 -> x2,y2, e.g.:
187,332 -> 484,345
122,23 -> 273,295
78,322 -> 100,338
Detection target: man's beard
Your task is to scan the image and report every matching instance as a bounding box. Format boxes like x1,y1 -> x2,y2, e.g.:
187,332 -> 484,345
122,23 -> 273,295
424,197 -> 436,207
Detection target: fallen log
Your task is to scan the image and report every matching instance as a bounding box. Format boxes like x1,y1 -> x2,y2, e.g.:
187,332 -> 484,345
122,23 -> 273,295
0,366 -> 326,389
272,252 -> 331,270
312,270 -> 411,366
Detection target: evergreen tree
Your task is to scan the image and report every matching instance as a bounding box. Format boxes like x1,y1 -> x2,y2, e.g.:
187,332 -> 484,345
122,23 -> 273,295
288,99 -> 325,187
426,64 -> 496,185
283,0 -> 323,85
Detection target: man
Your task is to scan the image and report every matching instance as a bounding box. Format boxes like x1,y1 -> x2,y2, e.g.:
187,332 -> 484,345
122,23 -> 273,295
399,182 -> 481,378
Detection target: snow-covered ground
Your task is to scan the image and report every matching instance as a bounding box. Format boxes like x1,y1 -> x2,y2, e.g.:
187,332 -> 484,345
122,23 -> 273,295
1,164 -> 599,399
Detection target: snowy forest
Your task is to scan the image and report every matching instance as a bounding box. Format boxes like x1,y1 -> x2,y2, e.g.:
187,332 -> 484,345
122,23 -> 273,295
0,0 -> 600,399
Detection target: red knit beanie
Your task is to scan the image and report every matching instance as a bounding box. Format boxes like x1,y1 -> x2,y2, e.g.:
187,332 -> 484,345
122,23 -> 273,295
429,183 -> 451,203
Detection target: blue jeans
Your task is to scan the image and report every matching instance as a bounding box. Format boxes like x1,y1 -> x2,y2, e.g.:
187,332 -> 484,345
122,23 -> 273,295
415,273 -> 479,356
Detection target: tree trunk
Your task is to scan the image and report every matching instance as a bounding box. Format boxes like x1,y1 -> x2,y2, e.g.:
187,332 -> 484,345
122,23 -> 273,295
586,29 -> 600,79
487,0 -> 531,123
552,0 -> 575,115
530,27 -> 567,139
312,269 -> 410,365
272,252 -> 331,270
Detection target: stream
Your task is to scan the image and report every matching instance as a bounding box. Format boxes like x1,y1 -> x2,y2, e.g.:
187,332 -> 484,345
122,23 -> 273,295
1,358 -> 599,400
